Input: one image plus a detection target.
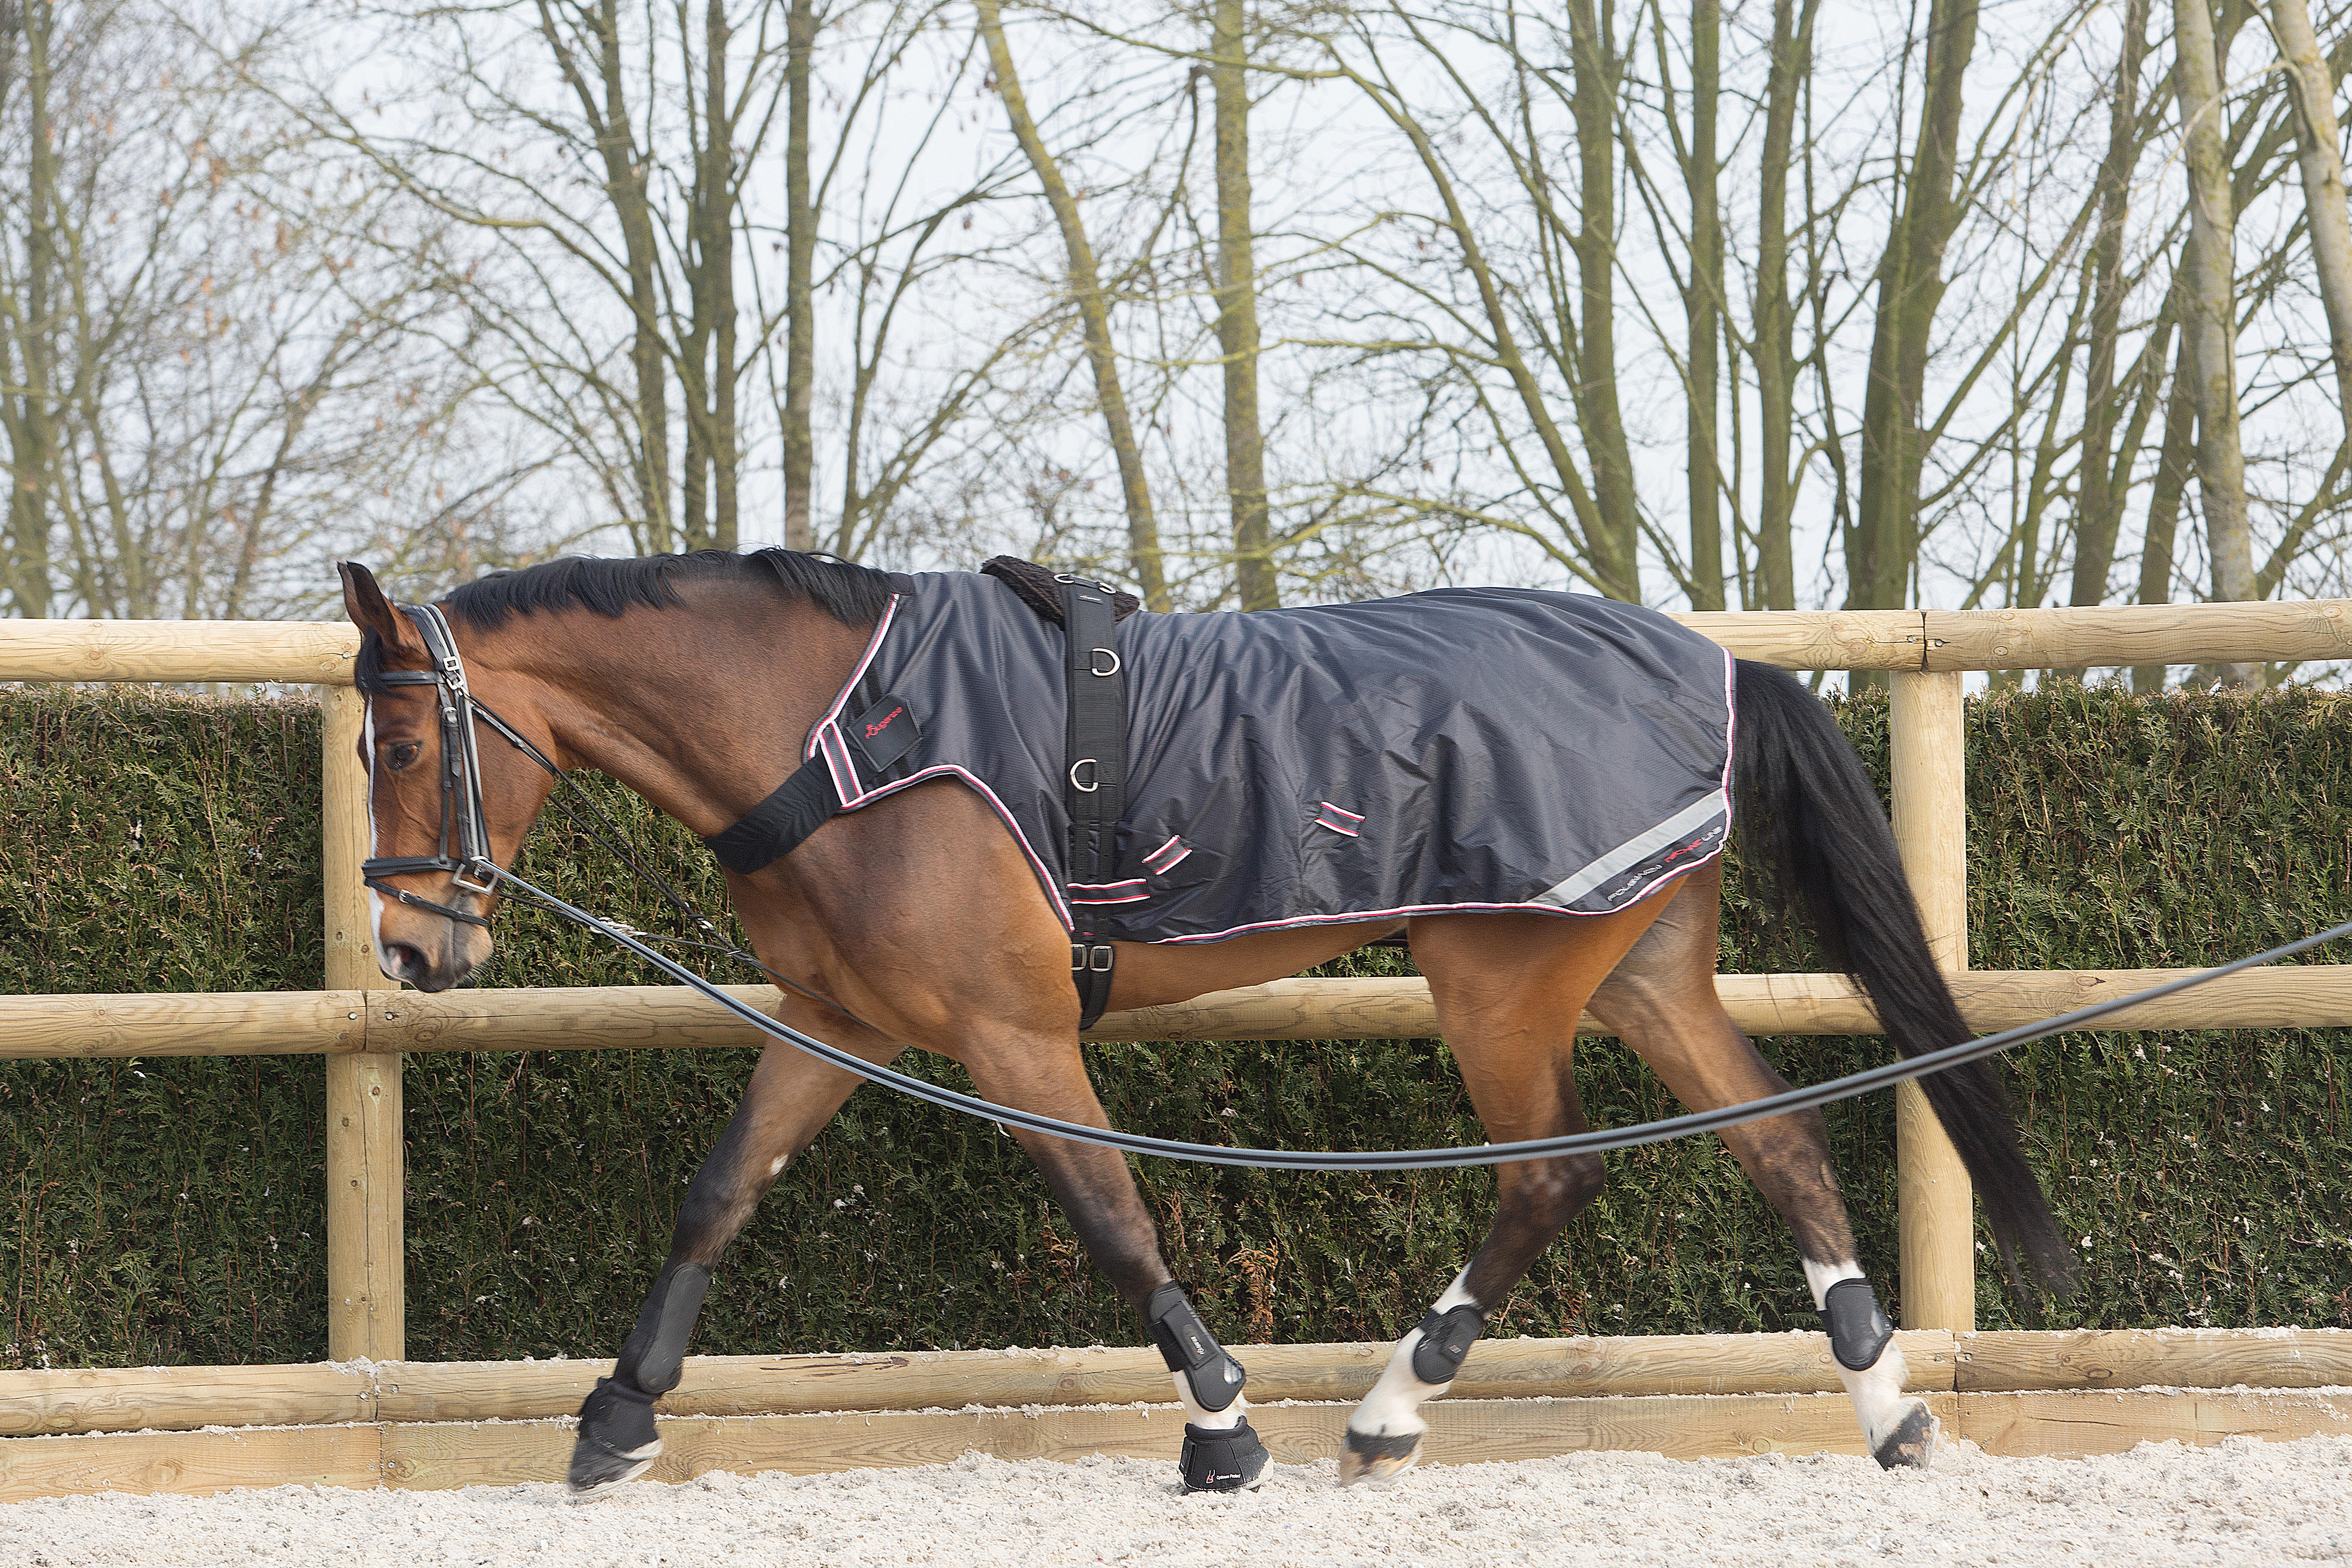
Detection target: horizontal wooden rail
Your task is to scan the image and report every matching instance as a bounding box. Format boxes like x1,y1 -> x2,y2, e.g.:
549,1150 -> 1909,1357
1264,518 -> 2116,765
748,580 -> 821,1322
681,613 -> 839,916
12,1385 -> 2352,1500
1923,600 -> 2352,671
10,602 -> 2352,684
0,620 -> 362,684
6,1329 -> 2346,1440
15,1329 -> 2352,1439
7,968 -> 2350,1060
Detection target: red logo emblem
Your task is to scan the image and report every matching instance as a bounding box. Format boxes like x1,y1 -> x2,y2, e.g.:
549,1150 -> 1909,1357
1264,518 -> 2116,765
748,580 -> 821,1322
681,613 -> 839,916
864,705 -> 904,740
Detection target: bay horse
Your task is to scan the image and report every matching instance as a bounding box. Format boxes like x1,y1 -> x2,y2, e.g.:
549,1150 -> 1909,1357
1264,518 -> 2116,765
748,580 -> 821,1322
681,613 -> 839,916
336,550 -> 2070,1496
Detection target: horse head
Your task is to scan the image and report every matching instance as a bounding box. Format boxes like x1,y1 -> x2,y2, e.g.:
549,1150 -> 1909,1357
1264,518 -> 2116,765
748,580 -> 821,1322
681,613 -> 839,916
338,560 -> 559,992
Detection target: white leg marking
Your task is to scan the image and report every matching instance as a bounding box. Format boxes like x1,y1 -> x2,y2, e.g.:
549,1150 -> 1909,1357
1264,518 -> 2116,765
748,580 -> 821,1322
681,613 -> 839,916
1172,1370 -> 1247,1432
1348,1270 -> 1475,1439
1806,1259 -> 1932,1458
766,1156 -> 787,1178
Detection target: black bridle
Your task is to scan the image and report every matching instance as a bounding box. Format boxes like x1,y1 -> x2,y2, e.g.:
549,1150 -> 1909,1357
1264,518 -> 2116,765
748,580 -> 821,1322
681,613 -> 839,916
359,603 -> 532,929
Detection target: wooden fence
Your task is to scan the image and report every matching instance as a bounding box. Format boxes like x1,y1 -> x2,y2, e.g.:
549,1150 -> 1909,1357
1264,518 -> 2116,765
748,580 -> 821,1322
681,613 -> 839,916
7,600 -> 2352,1367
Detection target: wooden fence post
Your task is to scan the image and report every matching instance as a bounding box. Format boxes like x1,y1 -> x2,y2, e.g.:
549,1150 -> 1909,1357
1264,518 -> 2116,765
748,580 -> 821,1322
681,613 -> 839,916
321,686 -> 404,1361
1889,669 -> 1974,1331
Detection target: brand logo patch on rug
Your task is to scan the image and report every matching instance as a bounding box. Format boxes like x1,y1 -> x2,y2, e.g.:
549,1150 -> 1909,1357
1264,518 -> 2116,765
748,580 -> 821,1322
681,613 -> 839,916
851,694 -> 921,773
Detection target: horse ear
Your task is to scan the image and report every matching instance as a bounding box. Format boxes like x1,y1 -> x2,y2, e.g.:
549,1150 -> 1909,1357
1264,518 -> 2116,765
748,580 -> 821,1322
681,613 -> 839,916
339,561 -> 425,660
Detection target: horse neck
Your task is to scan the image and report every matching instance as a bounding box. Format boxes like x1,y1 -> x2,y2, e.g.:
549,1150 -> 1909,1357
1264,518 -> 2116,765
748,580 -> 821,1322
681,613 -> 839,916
500,588 -> 872,840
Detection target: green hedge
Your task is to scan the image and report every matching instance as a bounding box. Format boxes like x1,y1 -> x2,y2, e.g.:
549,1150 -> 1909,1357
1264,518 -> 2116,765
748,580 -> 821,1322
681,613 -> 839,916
3,683 -> 2349,1370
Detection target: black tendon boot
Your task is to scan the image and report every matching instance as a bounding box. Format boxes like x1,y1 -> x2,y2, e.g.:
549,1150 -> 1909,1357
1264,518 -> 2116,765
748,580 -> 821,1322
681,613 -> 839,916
1146,1282 -> 1269,1494
568,1262 -> 710,1493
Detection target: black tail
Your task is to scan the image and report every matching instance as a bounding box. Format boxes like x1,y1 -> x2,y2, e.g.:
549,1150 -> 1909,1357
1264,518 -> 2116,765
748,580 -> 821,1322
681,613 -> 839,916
1731,660 -> 2074,1295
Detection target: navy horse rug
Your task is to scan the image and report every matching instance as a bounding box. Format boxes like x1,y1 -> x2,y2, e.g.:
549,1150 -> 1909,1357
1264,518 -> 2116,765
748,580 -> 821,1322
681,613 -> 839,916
772,566 -> 1733,945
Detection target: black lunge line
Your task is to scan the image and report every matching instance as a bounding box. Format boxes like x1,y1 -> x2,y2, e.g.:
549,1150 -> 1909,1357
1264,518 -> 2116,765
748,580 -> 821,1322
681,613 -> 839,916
362,597 -> 2345,1172
479,858 -> 2352,1172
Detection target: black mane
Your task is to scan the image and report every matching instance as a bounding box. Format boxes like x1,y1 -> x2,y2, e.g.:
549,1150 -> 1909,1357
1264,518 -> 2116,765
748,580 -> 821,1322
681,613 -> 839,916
354,549 -> 895,690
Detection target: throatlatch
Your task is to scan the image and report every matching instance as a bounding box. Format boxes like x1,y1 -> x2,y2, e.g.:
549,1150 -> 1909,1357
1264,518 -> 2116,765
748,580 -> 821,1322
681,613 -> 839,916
1410,1303 -> 1486,1386
1819,1277 -> 1895,1372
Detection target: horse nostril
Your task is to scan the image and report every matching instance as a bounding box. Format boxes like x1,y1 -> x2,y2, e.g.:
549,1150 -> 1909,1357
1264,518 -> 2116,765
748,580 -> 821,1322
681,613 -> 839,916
384,943 -> 425,980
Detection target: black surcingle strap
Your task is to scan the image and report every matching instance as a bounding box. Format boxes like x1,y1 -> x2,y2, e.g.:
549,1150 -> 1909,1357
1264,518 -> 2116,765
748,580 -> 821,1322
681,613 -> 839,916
1062,579 -> 1128,1030
702,757 -> 840,875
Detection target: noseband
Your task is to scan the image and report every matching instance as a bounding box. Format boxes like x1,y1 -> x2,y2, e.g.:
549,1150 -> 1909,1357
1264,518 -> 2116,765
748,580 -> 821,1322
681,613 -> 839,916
359,602 -> 539,930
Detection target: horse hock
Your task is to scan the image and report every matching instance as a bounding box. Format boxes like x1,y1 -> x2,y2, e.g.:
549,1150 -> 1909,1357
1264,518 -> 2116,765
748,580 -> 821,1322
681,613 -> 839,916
568,1262 -> 711,1492
1147,1283 -> 1268,1492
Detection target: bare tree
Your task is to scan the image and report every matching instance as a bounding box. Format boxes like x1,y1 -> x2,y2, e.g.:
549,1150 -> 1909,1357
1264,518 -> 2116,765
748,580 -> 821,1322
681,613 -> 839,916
2172,0 -> 2256,683
1209,0 -> 1274,610
977,0 -> 1169,608
1849,0 -> 1979,612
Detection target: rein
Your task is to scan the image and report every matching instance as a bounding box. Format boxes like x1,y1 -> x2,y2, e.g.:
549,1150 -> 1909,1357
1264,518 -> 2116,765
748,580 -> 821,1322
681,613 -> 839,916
361,606 -> 2352,1172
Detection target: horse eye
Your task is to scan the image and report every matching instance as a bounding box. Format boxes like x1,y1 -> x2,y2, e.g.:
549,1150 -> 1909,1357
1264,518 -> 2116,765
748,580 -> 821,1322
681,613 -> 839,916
389,741 -> 421,771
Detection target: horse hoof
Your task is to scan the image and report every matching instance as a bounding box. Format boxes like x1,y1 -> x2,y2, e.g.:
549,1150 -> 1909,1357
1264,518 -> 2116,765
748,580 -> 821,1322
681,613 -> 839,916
1180,1418 -> 1270,1493
567,1376 -> 663,1494
1871,1400 -> 1939,1470
1339,1427 -> 1422,1485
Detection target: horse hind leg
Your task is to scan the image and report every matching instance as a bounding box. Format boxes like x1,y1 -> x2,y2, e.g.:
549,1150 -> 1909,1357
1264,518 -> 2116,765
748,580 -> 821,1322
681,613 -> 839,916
1339,902 -> 1665,1484
568,1025 -> 901,1494
1587,867 -> 1937,1469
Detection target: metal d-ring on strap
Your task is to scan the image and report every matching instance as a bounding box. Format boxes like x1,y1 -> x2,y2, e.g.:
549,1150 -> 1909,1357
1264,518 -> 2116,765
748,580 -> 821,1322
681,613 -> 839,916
364,599 -> 2352,1172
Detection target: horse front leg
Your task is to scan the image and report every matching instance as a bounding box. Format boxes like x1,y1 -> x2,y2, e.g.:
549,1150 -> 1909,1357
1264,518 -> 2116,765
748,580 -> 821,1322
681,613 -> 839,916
568,1022 -> 902,1494
962,1031 -> 1270,1495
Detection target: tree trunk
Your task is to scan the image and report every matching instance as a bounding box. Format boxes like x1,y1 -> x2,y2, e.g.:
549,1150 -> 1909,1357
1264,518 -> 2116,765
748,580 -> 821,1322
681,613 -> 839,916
590,0 -> 671,552
2173,0 -> 2256,683
9,0 -> 58,616
2134,336 -> 2199,692
2072,0 -> 2150,606
783,0 -> 816,552
1213,0 -> 1274,610
679,17 -> 716,554
1849,0 -> 1978,612
707,0 -> 738,552
2270,0 -> 2352,430
1752,0 -> 1817,611
1683,0 -> 1723,610
977,0 -> 1167,607
1564,0 -> 1639,601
